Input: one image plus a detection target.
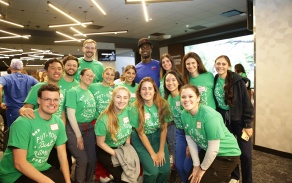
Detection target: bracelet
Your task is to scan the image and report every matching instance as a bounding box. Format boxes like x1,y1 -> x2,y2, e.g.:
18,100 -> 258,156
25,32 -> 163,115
200,165 -> 206,171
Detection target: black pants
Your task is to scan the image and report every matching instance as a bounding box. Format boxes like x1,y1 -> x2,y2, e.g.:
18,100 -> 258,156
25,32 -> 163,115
217,108 -> 253,183
96,145 -> 127,183
187,150 -> 240,183
47,146 -> 73,172
15,167 -> 65,183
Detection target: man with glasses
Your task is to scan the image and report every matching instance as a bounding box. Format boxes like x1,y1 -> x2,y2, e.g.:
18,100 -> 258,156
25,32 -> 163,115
0,84 -> 70,183
135,38 -> 160,87
74,39 -> 104,83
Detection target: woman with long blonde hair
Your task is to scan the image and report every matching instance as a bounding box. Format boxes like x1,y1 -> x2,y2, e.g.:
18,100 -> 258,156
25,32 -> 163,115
130,77 -> 172,183
95,86 -> 139,183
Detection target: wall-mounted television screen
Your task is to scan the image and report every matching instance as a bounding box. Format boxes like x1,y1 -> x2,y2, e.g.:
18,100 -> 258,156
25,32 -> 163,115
98,49 -> 116,61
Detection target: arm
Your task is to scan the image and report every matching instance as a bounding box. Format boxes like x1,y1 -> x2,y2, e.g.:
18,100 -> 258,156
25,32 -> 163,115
157,123 -> 168,166
19,103 -> 35,119
13,148 -> 54,183
0,84 -> 3,104
136,129 -> 159,166
56,144 -> 71,183
67,107 -> 83,150
61,111 -> 66,125
96,136 -> 116,156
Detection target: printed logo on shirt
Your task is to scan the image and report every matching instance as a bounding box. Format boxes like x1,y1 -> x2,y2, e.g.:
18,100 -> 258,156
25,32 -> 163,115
123,117 -> 130,123
130,93 -> 136,98
176,101 -> 180,107
145,112 -> 150,120
50,124 -> 59,130
151,66 -> 157,70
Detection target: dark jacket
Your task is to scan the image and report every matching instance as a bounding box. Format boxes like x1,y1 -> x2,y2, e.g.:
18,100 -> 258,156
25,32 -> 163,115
214,72 -> 254,128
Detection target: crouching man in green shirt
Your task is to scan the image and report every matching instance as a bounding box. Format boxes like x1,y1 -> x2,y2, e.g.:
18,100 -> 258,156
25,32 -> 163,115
0,84 -> 70,183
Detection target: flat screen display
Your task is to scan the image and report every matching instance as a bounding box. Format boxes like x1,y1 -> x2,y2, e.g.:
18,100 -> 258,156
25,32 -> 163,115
98,49 -> 116,61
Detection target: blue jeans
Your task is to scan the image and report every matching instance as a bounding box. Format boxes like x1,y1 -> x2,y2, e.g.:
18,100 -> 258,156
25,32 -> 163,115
167,122 -> 176,167
6,107 -> 20,127
175,129 -> 193,183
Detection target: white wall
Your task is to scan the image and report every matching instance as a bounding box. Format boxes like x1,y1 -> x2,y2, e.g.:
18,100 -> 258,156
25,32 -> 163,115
115,56 -> 135,75
255,0 -> 292,153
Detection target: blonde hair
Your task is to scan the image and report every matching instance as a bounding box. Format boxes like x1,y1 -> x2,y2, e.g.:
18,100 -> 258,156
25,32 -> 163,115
99,86 -> 130,142
83,39 -> 96,47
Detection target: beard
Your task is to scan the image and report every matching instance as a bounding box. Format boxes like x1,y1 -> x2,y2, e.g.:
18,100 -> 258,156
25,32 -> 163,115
65,70 -> 76,76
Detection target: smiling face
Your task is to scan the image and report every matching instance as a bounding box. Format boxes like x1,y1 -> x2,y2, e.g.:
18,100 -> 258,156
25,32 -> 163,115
124,68 -> 136,84
185,58 -> 199,75
80,69 -> 95,86
139,44 -> 152,59
46,62 -> 63,82
113,89 -> 130,114
82,42 -> 96,60
215,57 -> 231,78
64,59 -> 78,76
181,87 -> 200,115
140,81 -> 155,105
102,68 -> 115,85
165,73 -> 179,93
37,90 -> 60,118
161,57 -> 172,71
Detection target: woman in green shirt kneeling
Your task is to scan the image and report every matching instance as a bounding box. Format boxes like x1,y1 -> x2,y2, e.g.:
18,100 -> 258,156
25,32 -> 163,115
180,84 -> 241,183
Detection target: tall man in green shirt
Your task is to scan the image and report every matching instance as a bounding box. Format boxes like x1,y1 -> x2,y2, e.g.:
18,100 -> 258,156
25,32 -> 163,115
74,39 -> 104,83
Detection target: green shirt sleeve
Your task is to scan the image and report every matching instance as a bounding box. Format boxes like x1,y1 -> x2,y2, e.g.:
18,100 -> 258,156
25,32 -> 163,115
94,115 -> 107,136
129,105 -> 139,128
65,89 -> 77,109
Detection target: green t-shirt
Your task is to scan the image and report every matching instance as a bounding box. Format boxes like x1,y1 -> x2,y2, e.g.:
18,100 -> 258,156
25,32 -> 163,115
181,105 -> 241,156
95,108 -> 132,147
58,77 -> 79,94
66,86 -> 96,123
167,94 -> 183,129
0,110 -> 67,183
214,77 -> 229,110
159,77 -> 165,98
130,103 -> 172,134
89,83 -> 113,118
74,58 -> 104,83
24,82 -> 66,119
239,72 -> 247,78
190,72 -> 216,109
115,82 -> 138,104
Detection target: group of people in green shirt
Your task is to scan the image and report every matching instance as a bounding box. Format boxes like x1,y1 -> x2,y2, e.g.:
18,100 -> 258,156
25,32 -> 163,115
0,37 -> 253,183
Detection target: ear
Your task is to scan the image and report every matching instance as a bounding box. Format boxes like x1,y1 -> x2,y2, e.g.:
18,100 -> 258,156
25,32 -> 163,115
37,97 -> 41,105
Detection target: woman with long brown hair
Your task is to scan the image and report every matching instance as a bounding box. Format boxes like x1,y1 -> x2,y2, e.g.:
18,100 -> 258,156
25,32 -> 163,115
214,55 -> 254,183
130,77 -> 172,183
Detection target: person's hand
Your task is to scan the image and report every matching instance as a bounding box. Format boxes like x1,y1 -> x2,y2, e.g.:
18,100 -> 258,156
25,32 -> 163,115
150,153 -> 159,166
19,107 -> 35,119
243,128 -> 253,137
157,150 -> 166,167
77,137 -> 84,150
0,103 -> 7,110
186,146 -> 191,158
188,166 -> 205,183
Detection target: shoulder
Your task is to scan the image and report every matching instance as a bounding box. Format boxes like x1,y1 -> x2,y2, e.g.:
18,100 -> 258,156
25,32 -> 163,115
152,59 -> 160,65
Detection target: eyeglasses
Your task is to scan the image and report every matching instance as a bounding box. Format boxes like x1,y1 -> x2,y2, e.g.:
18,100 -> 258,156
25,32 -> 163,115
41,98 -> 60,103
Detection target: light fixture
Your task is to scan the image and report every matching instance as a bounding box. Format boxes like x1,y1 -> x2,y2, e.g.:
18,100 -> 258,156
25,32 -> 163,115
54,39 -> 85,43
74,30 -> 128,36
47,1 -> 86,27
70,27 -> 86,37
0,19 -> 24,27
0,29 -> 31,39
0,0 -> 9,6
90,0 -> 106,15
125,0 -> 192,3
56,31 -> 81,42
141,0 -> 149,22
0,49 -> 23,54
48,21 -> 93,28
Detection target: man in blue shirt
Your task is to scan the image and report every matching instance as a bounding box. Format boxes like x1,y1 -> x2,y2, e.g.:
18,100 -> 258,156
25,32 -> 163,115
135,38 -> 160,87
0,59 -> 38,127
